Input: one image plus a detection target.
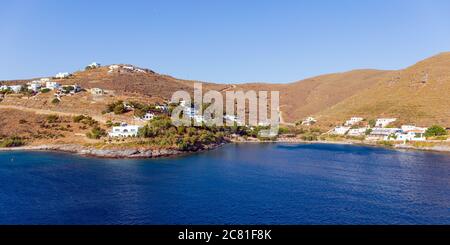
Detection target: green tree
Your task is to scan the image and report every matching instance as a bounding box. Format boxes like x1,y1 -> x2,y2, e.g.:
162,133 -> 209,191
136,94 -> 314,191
425,125 -> 447,137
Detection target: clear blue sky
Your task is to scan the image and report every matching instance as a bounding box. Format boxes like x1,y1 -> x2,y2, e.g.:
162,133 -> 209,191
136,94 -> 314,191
1,0 -> 450,83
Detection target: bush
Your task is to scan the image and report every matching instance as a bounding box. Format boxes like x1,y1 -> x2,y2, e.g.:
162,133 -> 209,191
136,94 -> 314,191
46,115 -> 59,123
41,88 -> 51,93
425,125 -> 447,138
86,127 -> 107,139
0,137 -> 25,147
51,98 -> 60,104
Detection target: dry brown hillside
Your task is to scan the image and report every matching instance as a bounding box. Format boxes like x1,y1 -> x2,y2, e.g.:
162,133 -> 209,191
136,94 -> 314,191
318,52 -> 450,127
2,53 -> 450,127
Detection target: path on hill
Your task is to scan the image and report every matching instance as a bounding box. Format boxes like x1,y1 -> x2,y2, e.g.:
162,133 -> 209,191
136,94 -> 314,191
0,105 -> 107,123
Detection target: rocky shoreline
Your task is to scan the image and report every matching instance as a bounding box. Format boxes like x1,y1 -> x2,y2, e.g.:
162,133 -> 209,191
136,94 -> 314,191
0,142 -> 227,159
1,139 -> 450,159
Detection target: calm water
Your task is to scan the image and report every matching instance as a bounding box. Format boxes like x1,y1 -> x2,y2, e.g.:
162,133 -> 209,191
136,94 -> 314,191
0,143 -> 449,224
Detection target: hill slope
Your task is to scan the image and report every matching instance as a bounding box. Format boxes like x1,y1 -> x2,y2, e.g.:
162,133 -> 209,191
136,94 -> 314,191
317,52 -> 450,126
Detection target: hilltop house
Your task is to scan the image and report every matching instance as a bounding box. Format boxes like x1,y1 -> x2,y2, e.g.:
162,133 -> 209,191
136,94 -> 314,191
0,85 -> 9,91
8,85 -> 23,93
55,72 -> 71,79
108,123 -> 142,137
302,117 -> 317,126
46,81 -> 61,90
28,82 -> 41,92
344,117 -> 364,126
87,62 -> 101,69
375,118 -> 397,128
332,126 -> 351,135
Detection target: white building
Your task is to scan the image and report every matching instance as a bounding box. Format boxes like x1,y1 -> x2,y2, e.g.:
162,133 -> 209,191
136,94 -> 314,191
8,85 -> 22,93
302,117 -> 317,126
375,118 -> 397,128
332,126 -> 351,135
0,85 -> 9,91
347,127 -> 369,137
136,112 -> 155,121
46,81 -> 61,90
109,123 -> 142,137
55,72 -> 71,79
40,78 -> 51,83
28,83 -> 41,92
401,125 -> 427,133
394,131 -> 426,142
155,105 -> 168,112
90,88 -> 104,95
368,127 -> 401,140
345,117 -> 364,126
87,62 -> 101,69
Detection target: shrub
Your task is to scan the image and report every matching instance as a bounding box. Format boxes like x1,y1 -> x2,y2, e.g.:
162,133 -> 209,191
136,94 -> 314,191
425,125 -> 447,138
86,127 -> 107,139
0,137 -> 25,147
46,115 -> 59,123
41,88 -> 51,93
51,98 -> 60,104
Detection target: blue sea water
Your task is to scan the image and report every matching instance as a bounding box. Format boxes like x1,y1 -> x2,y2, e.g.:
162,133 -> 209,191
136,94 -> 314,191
0,143 -> 449,224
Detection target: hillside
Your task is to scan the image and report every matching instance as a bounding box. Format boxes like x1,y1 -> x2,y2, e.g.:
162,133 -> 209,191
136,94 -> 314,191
317,52 -> 450,127
1,53 -> 450,128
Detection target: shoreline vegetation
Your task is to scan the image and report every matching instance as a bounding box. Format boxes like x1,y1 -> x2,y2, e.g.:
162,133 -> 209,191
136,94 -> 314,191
2,137 -> 450,158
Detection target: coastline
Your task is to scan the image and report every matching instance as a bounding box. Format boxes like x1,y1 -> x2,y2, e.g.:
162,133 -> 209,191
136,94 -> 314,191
0,142 -> 227,159
1,139 -> 450,159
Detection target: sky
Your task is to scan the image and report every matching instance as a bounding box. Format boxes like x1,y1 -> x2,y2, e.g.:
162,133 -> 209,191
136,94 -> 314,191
1,0 -> 450,83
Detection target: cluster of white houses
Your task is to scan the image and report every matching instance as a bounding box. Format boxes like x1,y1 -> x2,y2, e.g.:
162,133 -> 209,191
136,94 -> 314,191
331,117 -> 428,142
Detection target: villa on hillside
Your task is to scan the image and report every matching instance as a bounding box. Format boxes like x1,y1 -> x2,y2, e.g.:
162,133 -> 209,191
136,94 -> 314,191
87,62 -> 101,69
367,127 -> 400,140
347,127 -> 369,137
332,126 -> 351,135
8,85 -> 23,93
302,117 -> 317,126
375,118 -> 397,128
345,117 -> 364,126
109,123 -> 142,137
90,88 -> 105,95
135,112 -> 155,121
55,72 -> 71,79
46,81 -> 61,90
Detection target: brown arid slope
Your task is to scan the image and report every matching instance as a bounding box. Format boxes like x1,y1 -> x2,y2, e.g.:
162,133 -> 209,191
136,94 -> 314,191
317,52 -> 450,127
235,69 -> 394,123
1,52 -> 450,128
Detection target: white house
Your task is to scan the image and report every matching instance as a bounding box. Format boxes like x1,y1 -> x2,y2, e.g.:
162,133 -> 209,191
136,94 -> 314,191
347,127 -> 369,137
90,88 -> 104,95
40,78 -> 51,83
136,112 -> 155,121
375,118 -> 397,128
155,104 -> 168,112
394,131 -> 426,142
28,83 -> 41,92
87,62 -> 100,69
8,85 -> 22,93
46,81 -> 61,90
345,117 -> 364,126
401,125 -> 427,133
368,127 -> 401,140
0,85 -> 9,91
332,126 -> 351,135
109,123 -> 142,137
302,117 -> 317,126
55,72 -> 71,79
